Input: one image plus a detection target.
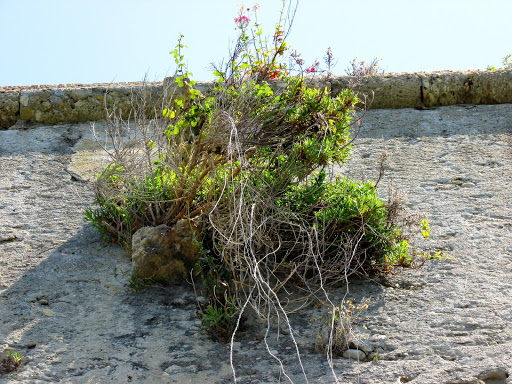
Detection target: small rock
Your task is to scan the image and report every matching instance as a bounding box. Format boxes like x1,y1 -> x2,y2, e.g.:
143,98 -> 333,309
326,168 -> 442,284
41,309 -> 54,317
370,334 -> 387,342
49,96 -> 62,104
353,325 -> 371,335
19,95 -> 30,107
164,364 -> 183,374
131,219 -> 202,283
342,349 -> 366,361
350,339 -> 375,354
477,368 -> 509,381
20,107 -> 35,120
38,299 -> 49,305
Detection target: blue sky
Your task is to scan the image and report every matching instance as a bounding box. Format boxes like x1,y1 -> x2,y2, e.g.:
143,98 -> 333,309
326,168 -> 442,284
1,0 -> 510,86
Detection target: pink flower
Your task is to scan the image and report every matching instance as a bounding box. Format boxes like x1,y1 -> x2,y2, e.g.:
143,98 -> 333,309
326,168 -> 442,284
305,66 -> 316,73
234,15 -> 250,25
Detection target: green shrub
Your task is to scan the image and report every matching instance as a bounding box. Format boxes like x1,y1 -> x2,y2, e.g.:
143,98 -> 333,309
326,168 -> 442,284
85,2 -> 427,349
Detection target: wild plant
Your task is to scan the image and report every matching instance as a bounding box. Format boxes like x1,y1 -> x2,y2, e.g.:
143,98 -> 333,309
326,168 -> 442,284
1,350 -> 24,374
346,56 -> 384,76
85,2 -> 428,382
488,53 -> 512,70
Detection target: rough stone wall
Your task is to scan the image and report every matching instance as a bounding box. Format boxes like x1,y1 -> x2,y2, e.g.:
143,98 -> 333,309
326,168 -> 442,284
0,82 -> 163,129
1,69 -> 511,129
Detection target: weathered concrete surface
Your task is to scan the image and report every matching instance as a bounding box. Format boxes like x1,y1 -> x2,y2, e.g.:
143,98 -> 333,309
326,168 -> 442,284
0,104 -> 511,383
2,70 -> 511,128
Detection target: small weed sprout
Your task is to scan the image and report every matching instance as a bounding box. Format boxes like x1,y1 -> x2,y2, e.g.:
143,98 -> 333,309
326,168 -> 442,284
315,299 -> 370,357
129,273 -> 164,291
1,350 -> 24,374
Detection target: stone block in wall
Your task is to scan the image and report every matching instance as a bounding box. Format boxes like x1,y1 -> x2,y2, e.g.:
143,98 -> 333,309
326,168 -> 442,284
421,69 -> 512,107
331,73 -> 423,109
0,91 -> 19,129
20,89 -> 53,122
16,83 -> 164,126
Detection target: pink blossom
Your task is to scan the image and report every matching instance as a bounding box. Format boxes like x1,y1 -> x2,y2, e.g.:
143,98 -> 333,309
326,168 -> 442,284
305,66 -> 316,73
234,15 -> 250,25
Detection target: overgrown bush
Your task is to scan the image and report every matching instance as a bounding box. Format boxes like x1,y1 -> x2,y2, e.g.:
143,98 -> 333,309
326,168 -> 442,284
85,1 -> 427,380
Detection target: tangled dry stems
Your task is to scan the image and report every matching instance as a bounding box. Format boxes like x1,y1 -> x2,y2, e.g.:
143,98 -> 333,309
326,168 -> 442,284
88,72 -> 423,382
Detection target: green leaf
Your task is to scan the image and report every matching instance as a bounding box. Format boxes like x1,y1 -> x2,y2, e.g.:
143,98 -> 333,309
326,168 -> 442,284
170,110 -> 175,119
173,126 -> 179,135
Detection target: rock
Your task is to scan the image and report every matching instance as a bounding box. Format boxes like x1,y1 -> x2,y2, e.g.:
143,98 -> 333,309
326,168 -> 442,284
342,348 -> 366,361
131,220 -> 202,283
69,89 -> 92,102
20,107 -> 35,120
350,339 -> 375,354
41,309 -> 54,317
477,368 -> 509,382
19,94 -> 30,107
164,364 -> 183,374
0,91 -> 20,128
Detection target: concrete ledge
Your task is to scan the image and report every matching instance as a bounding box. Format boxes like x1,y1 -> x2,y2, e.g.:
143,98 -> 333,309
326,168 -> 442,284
1,69 -> 511,129
330,72 -> 424,109
421,70 -> 512,107
2,82 -> 163,129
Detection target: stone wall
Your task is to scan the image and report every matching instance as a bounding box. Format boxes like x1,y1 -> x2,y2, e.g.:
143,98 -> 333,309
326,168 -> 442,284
1,69 -> 511,129
0,82 -> 163,129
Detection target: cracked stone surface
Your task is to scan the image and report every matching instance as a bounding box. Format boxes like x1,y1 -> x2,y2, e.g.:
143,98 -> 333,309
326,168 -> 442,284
0,104 -> 511,383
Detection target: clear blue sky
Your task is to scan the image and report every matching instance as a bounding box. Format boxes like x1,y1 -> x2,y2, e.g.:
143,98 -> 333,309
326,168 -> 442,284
1,0 -> 510,86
